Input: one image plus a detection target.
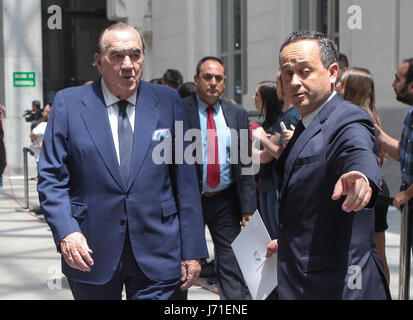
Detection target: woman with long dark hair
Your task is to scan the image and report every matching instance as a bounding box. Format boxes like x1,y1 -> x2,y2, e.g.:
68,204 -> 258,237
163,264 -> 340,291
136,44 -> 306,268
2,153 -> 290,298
252,81 -> 284,239
337,67 -> 390,283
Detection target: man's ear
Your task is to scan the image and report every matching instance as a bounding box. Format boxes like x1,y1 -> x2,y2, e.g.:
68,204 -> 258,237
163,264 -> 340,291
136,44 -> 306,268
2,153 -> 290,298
94,53 -> 102,72
329,62 -> 339,85
408,81 -> 413,96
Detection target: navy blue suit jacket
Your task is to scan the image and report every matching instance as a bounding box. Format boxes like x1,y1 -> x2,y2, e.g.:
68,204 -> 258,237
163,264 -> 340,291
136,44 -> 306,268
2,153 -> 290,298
276,94 -> 390,299
37,80 -> 208,285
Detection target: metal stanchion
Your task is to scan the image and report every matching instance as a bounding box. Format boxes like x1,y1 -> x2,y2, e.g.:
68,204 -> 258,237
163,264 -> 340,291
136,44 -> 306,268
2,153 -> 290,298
23,147 -> 30,209
399,203 -> 411,300
18,147 -> 40,214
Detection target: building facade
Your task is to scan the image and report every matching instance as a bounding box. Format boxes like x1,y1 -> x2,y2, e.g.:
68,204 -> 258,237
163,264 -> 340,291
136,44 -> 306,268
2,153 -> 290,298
0,0 -> 412,193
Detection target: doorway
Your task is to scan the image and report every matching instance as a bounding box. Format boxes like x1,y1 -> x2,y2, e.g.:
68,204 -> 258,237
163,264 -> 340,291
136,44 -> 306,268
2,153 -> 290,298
41,0 -> 112,104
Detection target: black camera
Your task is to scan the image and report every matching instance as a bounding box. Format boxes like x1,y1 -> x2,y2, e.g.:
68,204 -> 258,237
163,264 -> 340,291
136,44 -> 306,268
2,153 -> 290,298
23,100 -> 43,123
23,109 -> 43,123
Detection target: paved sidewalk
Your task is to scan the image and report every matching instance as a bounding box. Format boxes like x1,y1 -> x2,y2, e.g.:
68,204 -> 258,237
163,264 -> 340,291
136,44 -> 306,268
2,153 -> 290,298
0,177 -> 218,300
0,176 -> 410,300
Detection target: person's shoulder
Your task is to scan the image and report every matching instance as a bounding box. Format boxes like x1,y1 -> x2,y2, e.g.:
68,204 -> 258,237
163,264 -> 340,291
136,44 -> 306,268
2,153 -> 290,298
222,99 -> 248,117
336,96 -> 369,119
403,108 -> 413,125
284,106 -> 300,120
327,95 -> 373,128
181,94 -> 197,110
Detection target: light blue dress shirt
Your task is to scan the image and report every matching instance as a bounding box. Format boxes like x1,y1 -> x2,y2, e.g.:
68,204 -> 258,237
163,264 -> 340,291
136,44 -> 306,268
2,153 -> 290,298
197,95 -> 233,192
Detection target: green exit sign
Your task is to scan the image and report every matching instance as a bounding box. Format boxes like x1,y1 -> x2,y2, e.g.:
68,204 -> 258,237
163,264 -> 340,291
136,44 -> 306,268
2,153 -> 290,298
13,72 -> 36,87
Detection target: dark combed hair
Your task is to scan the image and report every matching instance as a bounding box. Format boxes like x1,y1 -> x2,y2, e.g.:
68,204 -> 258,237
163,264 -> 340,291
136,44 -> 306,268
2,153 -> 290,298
178,82 -> 197,98
279,30 -> 338,69
32,100 -> 41,109
196,56 -> 225,76
256,81 -> 284,130
404,58 -> 413,85
338,53 -> 349,70
162,69 -> 184,89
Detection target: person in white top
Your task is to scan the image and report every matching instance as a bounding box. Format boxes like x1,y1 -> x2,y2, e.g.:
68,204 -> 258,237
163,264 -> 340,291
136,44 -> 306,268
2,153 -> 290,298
30,104 -> 51,161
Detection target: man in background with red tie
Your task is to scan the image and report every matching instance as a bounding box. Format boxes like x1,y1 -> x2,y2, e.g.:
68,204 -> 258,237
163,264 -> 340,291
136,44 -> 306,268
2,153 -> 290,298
182,56 -> 257,300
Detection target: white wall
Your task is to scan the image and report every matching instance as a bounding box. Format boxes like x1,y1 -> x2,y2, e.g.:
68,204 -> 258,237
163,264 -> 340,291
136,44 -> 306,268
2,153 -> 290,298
0,0 -> 43,175
339,0 -> 400,109
245,0 -> 294,111
149,0 -> 218,83
339,0 -> 413,194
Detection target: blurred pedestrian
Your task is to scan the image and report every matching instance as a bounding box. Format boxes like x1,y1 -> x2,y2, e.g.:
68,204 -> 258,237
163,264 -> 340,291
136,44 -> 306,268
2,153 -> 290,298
30,100 -> 43,131
29,103 -> 52,162
252,72 -> 300,161
337,67 -> 390,283
374,58 -> 413,256
252,81 -> 283,239
178,81 -> 197,98
0,104 -> 5,187
162,69 -> 183,90
337,52 -> 349,84
150,78 -> 162,84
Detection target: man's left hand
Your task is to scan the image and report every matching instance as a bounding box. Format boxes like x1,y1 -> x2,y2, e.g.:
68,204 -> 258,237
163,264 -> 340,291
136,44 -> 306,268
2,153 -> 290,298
180,259 -> 201,291
332,171 -> 372,213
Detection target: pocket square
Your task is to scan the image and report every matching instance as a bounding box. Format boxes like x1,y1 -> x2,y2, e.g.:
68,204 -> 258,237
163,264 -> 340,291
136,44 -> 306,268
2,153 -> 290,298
152,128 -> 171,141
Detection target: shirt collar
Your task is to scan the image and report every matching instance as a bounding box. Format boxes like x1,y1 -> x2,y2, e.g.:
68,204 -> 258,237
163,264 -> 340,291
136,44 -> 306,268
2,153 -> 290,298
196,94 -> 220,113
101,78 -> 137,107
302,91 -> 337,128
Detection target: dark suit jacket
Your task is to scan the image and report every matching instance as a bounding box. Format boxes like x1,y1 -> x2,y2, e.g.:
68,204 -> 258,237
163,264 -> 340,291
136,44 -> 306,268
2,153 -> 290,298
276,94 -> 390,299
37,80 -> 208,285
182,94 -> 256,218
0,114 -> 5,176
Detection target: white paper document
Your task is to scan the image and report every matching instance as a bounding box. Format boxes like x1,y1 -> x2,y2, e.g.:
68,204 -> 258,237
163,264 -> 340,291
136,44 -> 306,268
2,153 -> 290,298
231,210 -> 277,300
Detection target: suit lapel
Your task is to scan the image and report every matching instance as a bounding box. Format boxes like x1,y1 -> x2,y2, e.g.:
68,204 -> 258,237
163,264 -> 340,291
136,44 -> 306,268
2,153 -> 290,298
186,95 -> 203,180
127,81 -> 160,191
220,100 -> 236,130
280,95 -> 340,197
80,80 -> 124,191
280,119 -> 321,197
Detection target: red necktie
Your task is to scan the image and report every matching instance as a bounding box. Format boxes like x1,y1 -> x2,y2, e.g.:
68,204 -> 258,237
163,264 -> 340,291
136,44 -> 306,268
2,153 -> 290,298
206,106 -> 220,189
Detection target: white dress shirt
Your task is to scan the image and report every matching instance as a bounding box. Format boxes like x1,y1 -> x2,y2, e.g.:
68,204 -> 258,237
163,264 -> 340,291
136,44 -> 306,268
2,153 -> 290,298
100,78 -> 137,164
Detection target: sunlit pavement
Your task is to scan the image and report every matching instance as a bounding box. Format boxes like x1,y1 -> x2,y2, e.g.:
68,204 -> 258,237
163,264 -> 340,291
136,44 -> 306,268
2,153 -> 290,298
0,176 -> 410,300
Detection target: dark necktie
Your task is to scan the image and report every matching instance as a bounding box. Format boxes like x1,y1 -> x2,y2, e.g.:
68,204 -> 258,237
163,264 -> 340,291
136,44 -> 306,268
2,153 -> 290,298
277,119 -> 305,175
206,106 -> 220,189
118,100 -> 133,185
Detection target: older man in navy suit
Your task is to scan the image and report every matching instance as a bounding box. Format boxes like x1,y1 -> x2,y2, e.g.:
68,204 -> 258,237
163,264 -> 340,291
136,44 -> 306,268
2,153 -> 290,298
266,31 -> 390,299
37,22 -> 208,300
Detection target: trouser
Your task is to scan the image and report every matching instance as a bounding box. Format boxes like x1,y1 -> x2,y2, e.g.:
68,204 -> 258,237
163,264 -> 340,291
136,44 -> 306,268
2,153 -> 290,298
68,229 -> 186,300
202,185 -> 246,300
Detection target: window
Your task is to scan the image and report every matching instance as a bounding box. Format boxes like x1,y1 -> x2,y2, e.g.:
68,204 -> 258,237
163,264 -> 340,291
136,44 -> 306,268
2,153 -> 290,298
219,0 -> 247,104
296,0 -> 340,48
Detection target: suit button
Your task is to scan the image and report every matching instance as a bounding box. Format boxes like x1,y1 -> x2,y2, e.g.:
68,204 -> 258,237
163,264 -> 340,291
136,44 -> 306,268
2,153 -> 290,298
126,193 -> 130,199
279,224 -> 285,230
120,219 -> 126,226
